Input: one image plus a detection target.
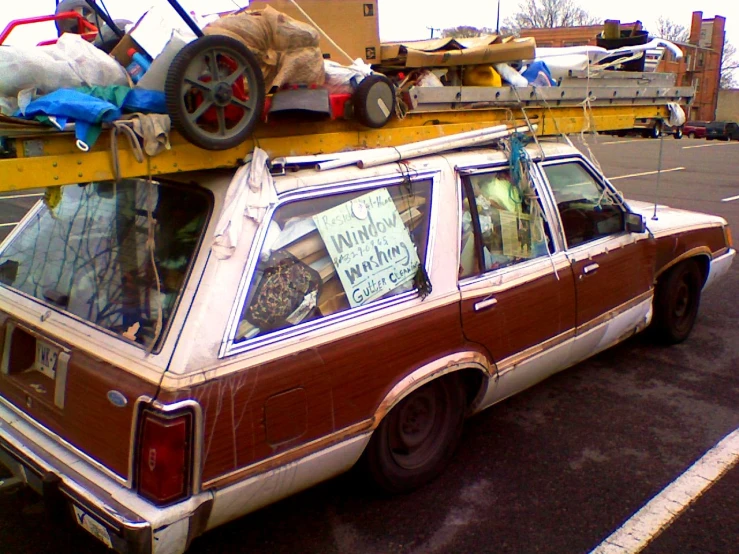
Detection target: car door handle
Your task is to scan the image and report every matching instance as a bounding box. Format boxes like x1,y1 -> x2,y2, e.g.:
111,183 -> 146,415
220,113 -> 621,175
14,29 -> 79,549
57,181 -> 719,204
474,296 -> 498,312
582,263 -> 600,275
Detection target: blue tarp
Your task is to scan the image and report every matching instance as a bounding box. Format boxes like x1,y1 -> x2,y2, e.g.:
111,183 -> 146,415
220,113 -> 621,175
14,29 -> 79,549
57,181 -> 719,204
16,87 -> 166,148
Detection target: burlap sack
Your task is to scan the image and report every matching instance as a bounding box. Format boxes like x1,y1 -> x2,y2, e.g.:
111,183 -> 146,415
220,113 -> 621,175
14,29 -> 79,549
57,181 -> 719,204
204,6 -> 325,92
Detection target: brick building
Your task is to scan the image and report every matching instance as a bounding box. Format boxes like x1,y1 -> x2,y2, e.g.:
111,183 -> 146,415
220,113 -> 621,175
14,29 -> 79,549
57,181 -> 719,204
518,11 -> 726,121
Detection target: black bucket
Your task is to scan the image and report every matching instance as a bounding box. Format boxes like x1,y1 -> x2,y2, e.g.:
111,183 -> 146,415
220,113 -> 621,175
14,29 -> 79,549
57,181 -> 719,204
596,30 -> 649,72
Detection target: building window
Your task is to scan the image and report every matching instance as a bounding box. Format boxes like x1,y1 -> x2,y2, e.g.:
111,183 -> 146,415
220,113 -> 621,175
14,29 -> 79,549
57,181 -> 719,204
698,52 -> 704,67
563,40 -> 588,47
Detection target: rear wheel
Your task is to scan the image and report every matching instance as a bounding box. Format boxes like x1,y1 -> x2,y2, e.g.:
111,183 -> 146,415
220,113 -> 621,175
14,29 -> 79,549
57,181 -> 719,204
364,375 -> 466,493
652,260 -> 702,344
674,128 -> 683,139
688,132 -> 696,139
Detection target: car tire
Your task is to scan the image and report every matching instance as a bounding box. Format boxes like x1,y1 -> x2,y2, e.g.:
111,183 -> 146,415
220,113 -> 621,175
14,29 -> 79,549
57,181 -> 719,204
674,128 -> 683,139
364,374 -> 466,494
650,123 -> 661,139
652,260 -> 702,344
688,132 -> 696,139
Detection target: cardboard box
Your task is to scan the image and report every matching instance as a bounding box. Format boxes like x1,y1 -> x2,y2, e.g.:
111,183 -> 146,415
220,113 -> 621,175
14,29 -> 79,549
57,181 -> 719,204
248,0 -> 380,63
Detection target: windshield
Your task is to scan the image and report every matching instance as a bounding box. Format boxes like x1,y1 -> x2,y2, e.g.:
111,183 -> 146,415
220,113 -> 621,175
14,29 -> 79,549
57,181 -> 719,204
0,179 -> 210,349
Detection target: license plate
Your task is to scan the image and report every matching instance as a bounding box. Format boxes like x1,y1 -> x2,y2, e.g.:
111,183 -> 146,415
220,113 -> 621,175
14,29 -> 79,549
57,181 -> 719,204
34,339 -> 60,379
73,506 -> 113,548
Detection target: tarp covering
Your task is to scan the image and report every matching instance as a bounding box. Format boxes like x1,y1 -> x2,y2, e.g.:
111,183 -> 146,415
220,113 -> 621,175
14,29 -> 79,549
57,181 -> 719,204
204,5 -> 325,92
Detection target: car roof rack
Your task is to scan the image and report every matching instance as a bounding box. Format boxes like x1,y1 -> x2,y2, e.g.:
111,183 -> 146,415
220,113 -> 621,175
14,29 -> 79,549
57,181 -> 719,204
0,76 -> 692,194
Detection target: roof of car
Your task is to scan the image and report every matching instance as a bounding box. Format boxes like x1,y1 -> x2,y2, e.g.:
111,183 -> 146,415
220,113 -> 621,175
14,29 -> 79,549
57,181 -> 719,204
271,139 -> 581,195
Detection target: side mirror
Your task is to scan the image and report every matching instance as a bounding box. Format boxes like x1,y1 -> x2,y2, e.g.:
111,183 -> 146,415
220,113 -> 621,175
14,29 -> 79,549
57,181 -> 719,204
625,212 -> 646,233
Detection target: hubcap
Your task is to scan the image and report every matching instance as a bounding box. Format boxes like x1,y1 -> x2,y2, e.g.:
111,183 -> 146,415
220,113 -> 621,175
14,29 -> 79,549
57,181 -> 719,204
213,82 -> 233,106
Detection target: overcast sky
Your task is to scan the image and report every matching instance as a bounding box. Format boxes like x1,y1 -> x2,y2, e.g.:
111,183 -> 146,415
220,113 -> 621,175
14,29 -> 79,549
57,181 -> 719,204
1,1 -> 736,66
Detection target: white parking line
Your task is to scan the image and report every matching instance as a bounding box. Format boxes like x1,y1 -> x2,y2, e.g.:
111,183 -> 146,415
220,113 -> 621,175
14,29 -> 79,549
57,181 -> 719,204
0,222 -> 19,228
682,142 -> 738,150
722,195 -> 739,203
590,427 -> 739,554
601,139 -> 644,145
609,167 -> 685,181
0,193 -> 43,200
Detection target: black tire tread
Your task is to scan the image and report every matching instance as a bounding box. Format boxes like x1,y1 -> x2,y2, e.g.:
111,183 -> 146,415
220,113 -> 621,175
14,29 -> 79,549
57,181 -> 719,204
363,374 -> 465,494
652,259 -> 702,344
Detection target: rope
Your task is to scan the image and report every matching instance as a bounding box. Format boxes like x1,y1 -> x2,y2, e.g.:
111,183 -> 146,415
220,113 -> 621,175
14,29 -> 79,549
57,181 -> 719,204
144,167 -> 163,355
287,0 -> 354,64
511,86 -> 544,159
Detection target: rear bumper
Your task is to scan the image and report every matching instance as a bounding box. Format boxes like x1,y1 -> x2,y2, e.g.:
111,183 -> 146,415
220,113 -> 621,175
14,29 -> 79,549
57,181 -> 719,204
704,248 -> 736,292
0,399 -> 211,554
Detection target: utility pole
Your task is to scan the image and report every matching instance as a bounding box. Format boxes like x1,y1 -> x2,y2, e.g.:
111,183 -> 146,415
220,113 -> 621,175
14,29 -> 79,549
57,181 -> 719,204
427,26 -> 441,39
496,0 -> 501,34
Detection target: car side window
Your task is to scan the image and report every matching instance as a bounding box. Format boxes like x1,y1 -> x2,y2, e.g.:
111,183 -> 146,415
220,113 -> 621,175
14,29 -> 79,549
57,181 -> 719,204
542,162 -> 625,248
459,169 -> 552,278
234,180 -> 432,342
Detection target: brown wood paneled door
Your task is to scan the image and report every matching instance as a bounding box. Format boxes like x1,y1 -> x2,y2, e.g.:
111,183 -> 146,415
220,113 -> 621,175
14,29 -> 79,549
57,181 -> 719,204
457,167 -> 577,364
539,159 -> 655,331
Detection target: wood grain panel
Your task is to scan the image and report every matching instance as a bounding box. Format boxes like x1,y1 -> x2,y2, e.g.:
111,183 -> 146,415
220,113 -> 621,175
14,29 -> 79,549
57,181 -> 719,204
654,227 -> 727,276
571,239 -> 656,327
0,312 -> 159,479
177,303 -> 468,483
460,268 -> 577,363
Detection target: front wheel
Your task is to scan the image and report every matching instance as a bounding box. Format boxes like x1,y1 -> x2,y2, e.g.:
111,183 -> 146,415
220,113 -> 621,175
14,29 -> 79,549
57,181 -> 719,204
364,375 -> 466,494
674,128 -> 683,139
652,260 -> 702,344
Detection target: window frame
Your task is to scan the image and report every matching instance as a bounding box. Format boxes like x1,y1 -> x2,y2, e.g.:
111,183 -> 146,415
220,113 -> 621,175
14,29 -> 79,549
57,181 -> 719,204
456,162 -> 561,285
221,170 -> 441,359
536,155 -> 630,251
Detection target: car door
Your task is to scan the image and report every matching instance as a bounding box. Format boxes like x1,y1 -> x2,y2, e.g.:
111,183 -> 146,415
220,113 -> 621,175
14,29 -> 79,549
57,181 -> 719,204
538,158 -> 655,359
457,164 -> 577,381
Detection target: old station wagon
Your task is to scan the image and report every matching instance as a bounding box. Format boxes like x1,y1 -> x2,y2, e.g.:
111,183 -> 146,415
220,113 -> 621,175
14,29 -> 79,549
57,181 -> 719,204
0,141 -> 734,553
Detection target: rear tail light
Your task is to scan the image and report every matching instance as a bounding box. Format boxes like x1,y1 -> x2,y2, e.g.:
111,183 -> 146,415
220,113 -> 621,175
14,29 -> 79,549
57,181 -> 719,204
725,225 -> 733,248
135,408 -> 193,505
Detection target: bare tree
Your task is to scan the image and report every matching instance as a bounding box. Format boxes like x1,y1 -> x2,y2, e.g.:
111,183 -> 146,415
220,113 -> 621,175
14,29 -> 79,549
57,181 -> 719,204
505,0 -> 600,31
720,41 -> 738,89
655,17 -> 689,43
442,25 -> 496,39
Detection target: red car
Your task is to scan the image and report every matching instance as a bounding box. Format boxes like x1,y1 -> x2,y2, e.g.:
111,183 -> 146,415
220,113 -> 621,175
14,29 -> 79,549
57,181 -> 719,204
683,121 -> 708,139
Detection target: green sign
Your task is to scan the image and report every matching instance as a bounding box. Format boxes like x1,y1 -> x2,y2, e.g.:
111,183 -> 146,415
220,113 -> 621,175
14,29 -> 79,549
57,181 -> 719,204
313,188 -> 420,307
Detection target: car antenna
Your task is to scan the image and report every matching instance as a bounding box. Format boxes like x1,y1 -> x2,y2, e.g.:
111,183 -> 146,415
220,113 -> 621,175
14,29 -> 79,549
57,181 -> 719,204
651,122 -> 665,221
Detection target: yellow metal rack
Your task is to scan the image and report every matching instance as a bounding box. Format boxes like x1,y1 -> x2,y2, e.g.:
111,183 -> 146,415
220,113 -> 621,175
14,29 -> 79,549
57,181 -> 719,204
0,102 -> 673,194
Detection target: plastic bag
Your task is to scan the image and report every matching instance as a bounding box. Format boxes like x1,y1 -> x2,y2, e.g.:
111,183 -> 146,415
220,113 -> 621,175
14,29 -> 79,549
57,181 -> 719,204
417,69 -> 445,87
324,59 -> 372,94
0,33 -> 128,97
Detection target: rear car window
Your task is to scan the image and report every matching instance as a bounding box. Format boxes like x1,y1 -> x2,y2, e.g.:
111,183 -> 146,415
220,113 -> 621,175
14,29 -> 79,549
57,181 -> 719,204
233,179 -> 433,344
0,179 -> 210,349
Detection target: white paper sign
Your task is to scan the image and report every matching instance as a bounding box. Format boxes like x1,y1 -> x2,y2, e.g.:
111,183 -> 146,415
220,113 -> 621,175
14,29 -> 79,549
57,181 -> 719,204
313,188 -> 420,307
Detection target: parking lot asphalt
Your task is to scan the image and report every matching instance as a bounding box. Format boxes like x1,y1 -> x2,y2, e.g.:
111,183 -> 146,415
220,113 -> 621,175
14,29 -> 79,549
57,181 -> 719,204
0,136 -> 737,554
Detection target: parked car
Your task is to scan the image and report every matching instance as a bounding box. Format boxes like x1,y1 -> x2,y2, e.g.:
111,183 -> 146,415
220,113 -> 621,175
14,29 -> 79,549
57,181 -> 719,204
0,141 -> 734,554
706,121 -> 739,141
632,118 -> 683,139
683,120 -> 709,139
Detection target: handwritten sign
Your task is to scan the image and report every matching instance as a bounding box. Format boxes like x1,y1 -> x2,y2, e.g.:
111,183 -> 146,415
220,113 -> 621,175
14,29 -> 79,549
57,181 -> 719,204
313,188 -> 420,307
